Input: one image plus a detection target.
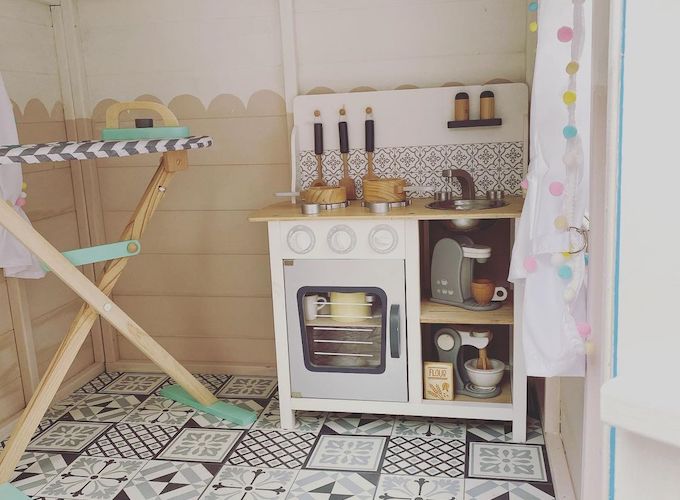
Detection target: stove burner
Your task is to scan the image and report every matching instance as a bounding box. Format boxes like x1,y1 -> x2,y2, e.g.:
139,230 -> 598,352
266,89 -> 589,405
361,199 -> 411,213
300,200 -> 349,215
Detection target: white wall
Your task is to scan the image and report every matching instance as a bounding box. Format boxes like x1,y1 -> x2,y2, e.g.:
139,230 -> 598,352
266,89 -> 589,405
612,0 -> 680,498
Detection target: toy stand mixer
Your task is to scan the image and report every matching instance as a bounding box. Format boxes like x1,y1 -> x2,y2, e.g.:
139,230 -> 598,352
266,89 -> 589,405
434,327 -> 504,398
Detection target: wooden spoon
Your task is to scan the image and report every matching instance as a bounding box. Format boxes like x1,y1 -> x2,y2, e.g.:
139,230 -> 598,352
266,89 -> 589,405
363,107 -> 378,181
338,107 -> 356,199
477,347 -> 490,370
310,110 -> 326,187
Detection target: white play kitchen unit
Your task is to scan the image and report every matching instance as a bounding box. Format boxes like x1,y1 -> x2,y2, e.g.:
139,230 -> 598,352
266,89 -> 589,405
251,84 -> 530,441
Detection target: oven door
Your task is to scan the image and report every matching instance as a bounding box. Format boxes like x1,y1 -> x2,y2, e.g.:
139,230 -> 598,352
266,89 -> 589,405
284,259 -> 407,402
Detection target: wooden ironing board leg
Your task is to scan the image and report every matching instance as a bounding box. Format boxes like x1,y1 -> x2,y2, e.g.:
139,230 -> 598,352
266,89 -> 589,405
0,150 -> 209,482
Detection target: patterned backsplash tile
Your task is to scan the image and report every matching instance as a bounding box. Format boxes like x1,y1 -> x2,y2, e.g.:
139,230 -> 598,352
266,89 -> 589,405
297,142 -> 525,198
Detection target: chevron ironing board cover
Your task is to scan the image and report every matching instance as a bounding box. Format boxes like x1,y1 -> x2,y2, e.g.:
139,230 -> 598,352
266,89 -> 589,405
0,136 -> 213,164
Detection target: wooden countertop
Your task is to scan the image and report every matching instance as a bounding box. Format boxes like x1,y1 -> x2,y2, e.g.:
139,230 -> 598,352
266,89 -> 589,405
249,196 -> 524,222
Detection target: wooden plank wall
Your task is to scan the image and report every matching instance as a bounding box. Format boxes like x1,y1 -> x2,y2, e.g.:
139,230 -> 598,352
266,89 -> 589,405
0,0 -> 99,428
71,0 -> 531,373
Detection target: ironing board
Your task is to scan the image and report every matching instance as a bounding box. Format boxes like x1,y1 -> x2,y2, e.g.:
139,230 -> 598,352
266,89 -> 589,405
0,104 -> 252,498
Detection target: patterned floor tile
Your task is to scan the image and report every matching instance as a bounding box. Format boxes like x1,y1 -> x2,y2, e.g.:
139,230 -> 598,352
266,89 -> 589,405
376,474 -> 464,499
306,435 -> 386,472
85,423 -> 179,460
186,399 -> 264,430
226,429 -> 315,469
120,459 -> 218,499
467,418 -> 545,445
75,372 -> 121,394
28,422 -> 110,453
464,479 -> 555,499
159,429 -> 241,463
216,375 -> 277,399
468,442 -> 548,482
123,396 -> 196,426
200,466 -> 297,499
101,373 -> 169,395
252,399 -> 325,434
37,455 -> 144,499
323,413 -> 395,436
44,393 -> 89,421
65,394 -> 142,423
10,452 -> 76,496
287,470 -> 378,499
392,416 -> 465,440
382,436 -> 465,478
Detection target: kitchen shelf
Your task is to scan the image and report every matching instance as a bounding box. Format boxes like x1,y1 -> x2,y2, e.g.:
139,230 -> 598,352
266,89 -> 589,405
420,299 -> 513,325
422,372 -> 512,405
447,118 -> 503,129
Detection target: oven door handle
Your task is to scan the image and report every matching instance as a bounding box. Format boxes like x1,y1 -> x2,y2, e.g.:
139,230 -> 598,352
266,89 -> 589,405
389,304 -> 401,358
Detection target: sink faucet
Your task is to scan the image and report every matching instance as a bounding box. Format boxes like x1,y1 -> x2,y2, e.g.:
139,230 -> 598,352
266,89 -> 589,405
442,169 -> 475,199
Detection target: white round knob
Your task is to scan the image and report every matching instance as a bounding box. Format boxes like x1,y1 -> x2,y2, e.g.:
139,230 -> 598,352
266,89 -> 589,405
327,225 -> 356,254
369,224 -> 398,254
287,225 -> 315,254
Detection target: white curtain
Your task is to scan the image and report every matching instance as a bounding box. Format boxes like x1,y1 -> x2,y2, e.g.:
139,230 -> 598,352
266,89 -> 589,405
0,72 -> 45,279
509,0 -> 591,377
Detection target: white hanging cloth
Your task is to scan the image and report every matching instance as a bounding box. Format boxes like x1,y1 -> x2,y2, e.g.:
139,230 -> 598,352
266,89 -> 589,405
0,72 -> 46,279
509,0 -> 591,376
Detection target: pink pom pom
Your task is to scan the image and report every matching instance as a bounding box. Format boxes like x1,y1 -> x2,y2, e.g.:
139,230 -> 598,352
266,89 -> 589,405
577,322 -> 591,340
15,198 -> 26,207
549,181 -> 565,196
520,178 -> 529,190
558,26 -> 574,42
523,256 -> 538,273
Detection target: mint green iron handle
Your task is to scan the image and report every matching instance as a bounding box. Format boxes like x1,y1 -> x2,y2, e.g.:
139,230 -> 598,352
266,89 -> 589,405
41,240 -> 141,272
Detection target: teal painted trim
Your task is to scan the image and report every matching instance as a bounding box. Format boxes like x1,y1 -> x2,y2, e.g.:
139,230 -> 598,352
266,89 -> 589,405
0,483 -> 31,499
101,127 -> 190,141
160,385 -> 257,426
610,0 -> 628,499
42,240 -> 141,272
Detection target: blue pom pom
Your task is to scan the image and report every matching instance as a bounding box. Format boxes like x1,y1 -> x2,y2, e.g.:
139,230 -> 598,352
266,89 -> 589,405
584,253 -> 590,266
558,265 -> 573,280
563,125 -> 578,139
528,2 -> 538,11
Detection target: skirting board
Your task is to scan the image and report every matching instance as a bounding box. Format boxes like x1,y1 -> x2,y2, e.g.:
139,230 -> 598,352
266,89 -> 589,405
544,432 -> 577,500
107,360 -> 277,377
0,361 -> 105,441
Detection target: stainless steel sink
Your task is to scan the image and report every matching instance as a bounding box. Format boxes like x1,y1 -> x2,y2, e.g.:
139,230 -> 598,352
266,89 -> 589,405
425,199 -> 508,211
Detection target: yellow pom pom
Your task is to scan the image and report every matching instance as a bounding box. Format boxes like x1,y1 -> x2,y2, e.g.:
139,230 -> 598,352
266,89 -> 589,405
562,251 -> 571,259
566,61 -> 580,75
563,91 -> 577,105
21,181 -> 27,190
529,21 -> 538,32
554,215 -> 569,231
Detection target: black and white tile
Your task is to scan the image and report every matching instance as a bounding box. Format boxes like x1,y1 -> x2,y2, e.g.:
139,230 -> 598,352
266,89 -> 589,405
159,429 -> 241,463
288,469 -> 379,499
38,455 -> 145,499
227,430 -> 316,469
85,423 -> 179,460
306,435 -> 387,473
323,413 -> 395,436
464,479 -> 555,499
101,373 -> 168,395
382,436 -> 465,478
467,442 -> 548,483
252,399 -> 326,434
201,466 -> 297,499
6,372 -> 557,500
119,459 -> 218,499
376,474 -> 464,500
216,375 -> 277,399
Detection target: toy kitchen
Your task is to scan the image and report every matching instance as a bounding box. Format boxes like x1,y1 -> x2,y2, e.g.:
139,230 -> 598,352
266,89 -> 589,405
250,83 -> 530,441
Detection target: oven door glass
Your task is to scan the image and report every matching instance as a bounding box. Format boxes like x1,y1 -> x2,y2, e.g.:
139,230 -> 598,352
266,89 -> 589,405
297,287 -> 387,373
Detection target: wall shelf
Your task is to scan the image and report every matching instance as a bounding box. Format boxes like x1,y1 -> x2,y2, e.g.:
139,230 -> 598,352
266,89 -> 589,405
447,118 -> 503,129
420,299 -> 514,325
